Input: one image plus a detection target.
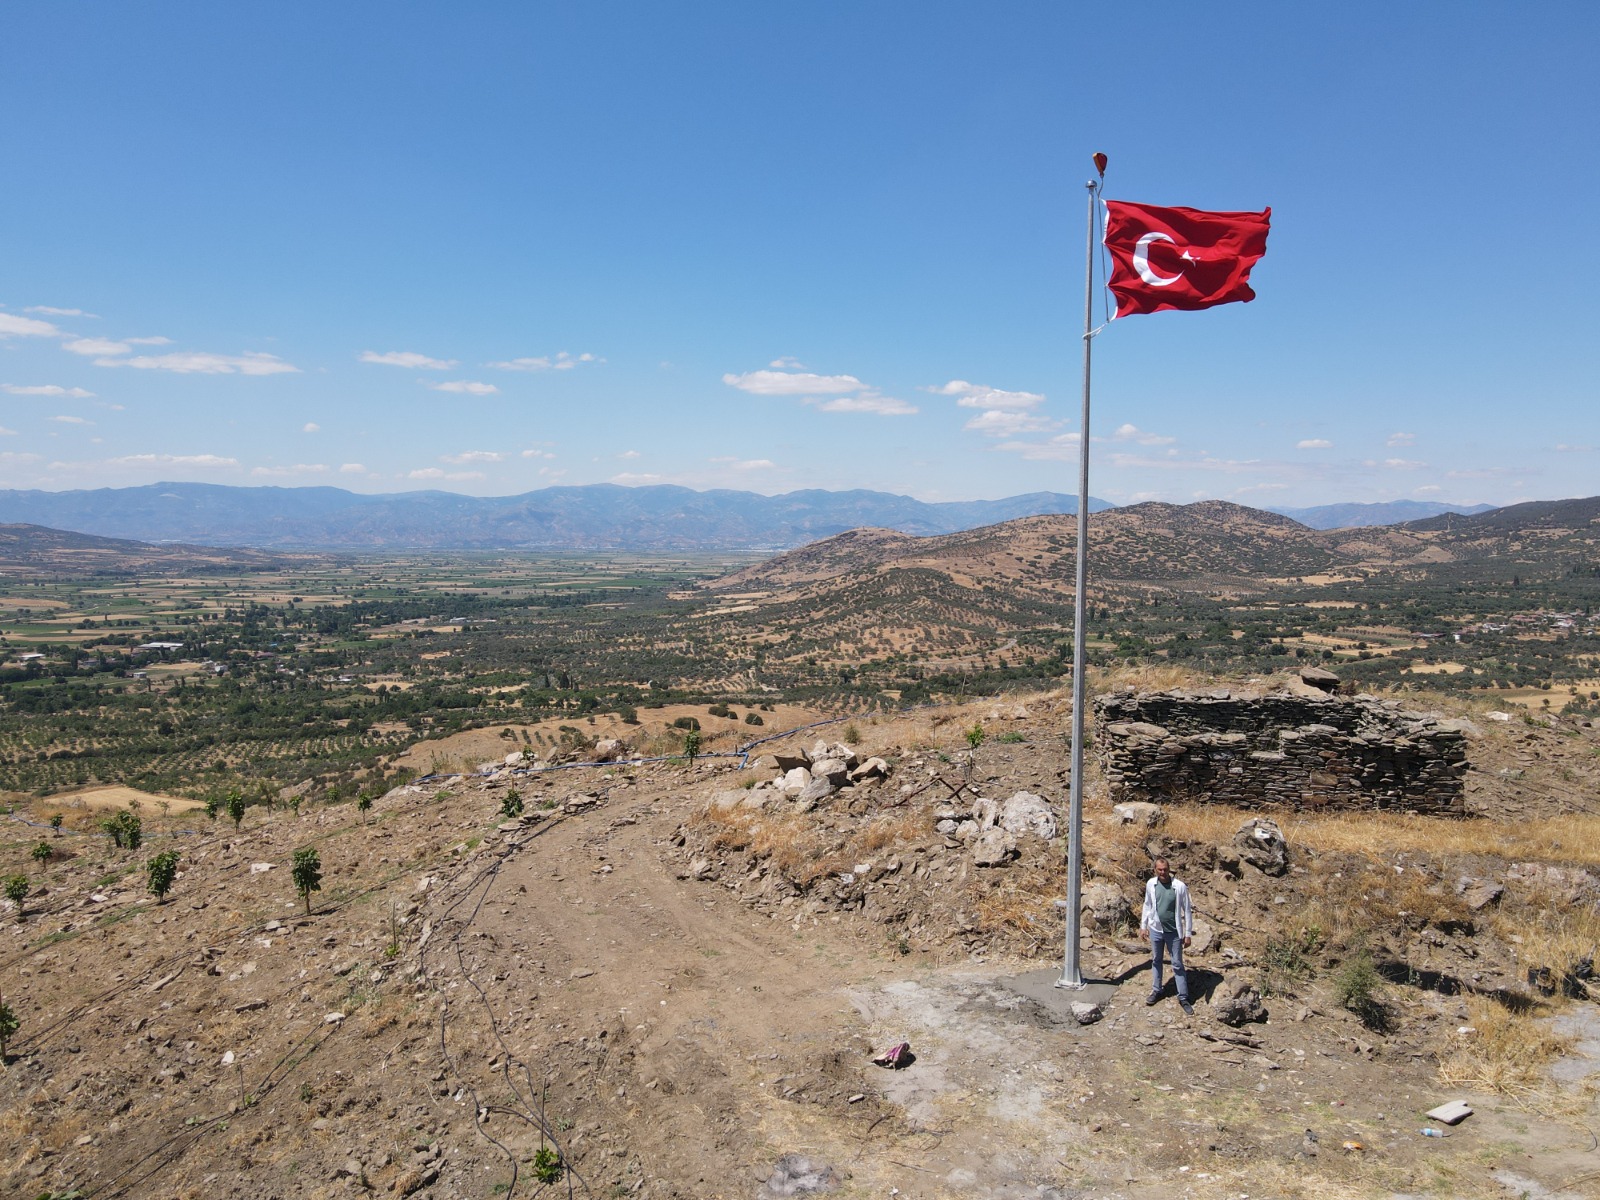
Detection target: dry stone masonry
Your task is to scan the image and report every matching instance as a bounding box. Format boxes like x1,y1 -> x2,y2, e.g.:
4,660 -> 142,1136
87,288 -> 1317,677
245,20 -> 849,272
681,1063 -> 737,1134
1094,687 -> 1472,815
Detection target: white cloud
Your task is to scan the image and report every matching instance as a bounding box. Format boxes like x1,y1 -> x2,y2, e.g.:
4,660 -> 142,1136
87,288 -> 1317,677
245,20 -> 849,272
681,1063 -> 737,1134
964,410 -> 1058,437
302,422 -> 321,433
933,380 -> 1047,410
50,415 -> 92,425
486,351 -> 601,371
611,472 -> 665,485
427,380 -> 499,396
809,392 -> 917,416
1112,423 -> 1178,446
708,455 -> 778,471
1415,485 -> 1442,494
64,337 -> 130,356
250,463 -> 329,477
769,357 -> 804,369
0,384 -> 94,398
519,448 -> 557,459
1233,482 -> 1290,495
1296,438 -> 1333,450
618,449 -> 641,459
407,467 -> 484,481
108,453 -> 239,468
1447,467 -> 1513,479
1386,431 -> 1416,448
1380,458 -> 1426,469
360,350 -> 456,369
0,450 -> 43,464
25,305 -> 97,318
1554,443 -> 1594,453
440,450 -> 504,464
0,425 -> 16,436
994,433 -> 1082,461
96,350 -> 298,375
0,313 -> 61,338
339,462 -> 367,474
723,369 -> 866,396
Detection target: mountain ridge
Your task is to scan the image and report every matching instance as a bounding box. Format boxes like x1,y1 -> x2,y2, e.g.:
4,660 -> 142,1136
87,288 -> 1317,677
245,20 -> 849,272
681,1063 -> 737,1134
0,482 -> 1114,551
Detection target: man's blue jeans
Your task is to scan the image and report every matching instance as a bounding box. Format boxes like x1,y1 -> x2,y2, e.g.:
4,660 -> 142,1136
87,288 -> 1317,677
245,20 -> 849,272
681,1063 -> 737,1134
1150,930 -> 1189,1000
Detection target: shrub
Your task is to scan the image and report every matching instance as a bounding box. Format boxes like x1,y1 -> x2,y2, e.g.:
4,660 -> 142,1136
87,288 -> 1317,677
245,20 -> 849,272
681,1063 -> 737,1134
533,1147 -> 562,1185
1334,949 -> 1390,1030
291,848 -> 323,914
743,712 -> 763,726
0,992 -> 17,1059
4,874 -> 30,919
500,789 -> 524,819
147,849 -> 181,903
357,790 -> 374,822
683,729 -> 702,765
49,812 -> 63,836
100,810 -> 142,850
965,723 -> 986,749
226,788 -> 246,829
203,793 -> 220,821
31,841 -> 51,871
672,716 -> 701,731
843,722 -> 861,744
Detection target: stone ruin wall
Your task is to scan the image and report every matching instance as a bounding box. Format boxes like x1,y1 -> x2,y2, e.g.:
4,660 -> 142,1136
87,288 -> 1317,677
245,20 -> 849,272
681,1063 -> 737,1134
1093,689 -> 1471,815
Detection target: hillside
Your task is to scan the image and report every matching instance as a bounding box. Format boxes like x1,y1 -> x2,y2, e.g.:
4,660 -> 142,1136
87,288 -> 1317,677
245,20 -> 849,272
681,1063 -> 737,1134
0,523 -> 301,575
3,689 -> 1598,1199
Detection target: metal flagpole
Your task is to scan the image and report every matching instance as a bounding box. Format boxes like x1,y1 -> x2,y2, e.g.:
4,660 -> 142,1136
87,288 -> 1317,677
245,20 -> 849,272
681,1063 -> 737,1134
1058,166 -> 1102,989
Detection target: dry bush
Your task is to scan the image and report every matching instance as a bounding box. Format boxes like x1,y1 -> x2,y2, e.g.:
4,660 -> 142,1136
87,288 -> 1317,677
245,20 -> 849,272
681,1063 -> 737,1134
860,811 -> 923,852
1285,811 -> 1600,867
690,804 -> 848,887
1487,886 -> 1600,996
1439,993 -> 1577,1099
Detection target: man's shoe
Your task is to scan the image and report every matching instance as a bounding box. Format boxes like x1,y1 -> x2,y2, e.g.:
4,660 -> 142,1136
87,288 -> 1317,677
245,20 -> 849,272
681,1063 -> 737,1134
1179,999 -> 1195,1016
1145,990 -> 1160,1006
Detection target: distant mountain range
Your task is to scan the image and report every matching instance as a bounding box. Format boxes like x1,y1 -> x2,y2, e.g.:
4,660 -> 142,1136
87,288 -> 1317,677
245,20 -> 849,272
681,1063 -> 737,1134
1266,500 -> 1497,529
0,482 -> 1114,552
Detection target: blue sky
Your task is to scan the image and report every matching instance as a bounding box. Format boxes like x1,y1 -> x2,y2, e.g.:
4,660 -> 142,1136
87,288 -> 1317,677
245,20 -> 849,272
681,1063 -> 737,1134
2,3 -> 1596,509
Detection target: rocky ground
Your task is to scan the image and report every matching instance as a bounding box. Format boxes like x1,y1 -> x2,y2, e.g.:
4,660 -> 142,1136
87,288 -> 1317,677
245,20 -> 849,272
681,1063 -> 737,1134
2,684 -> 1599,1200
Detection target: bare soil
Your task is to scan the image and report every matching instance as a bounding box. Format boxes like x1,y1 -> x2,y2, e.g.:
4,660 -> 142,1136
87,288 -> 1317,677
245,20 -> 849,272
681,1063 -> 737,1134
2,693 -> 1598,1200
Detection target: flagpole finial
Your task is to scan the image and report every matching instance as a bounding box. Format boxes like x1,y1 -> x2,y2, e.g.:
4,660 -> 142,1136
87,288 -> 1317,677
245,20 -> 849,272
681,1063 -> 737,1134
1092,152 -> 1108,178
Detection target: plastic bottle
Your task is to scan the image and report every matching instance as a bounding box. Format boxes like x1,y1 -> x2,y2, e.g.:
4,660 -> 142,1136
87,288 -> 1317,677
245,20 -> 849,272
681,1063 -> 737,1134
1420,1128 -> 1444,1138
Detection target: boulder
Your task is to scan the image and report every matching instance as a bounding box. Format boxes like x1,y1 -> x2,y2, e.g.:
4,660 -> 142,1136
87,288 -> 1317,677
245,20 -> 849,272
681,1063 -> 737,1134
707,790 -> 745,812
772,750 -> 811,773
809,758 -> 851,787
1112,801 -> 1165,828
1299,666 -> 1342,693
1080,881 -> 1131,932
1070,1000 -> 1104,1026
590,738 -> 625,762
503,750 -> 526,766
779,767 -> 813,797
849,757 -> 889,783
810,740 -> 859,770
972,796 -> 999,831
1214,976 -> 1266,1025
795,777 -> 835,811
999,791 -> 1058,840
1234,817 -> 1289,877
971,828 -> 1017,866
1455,876 -> 1504,911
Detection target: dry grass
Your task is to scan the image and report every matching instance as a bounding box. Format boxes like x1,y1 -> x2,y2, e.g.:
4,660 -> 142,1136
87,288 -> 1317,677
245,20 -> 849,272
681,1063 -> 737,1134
1487,885 -> 1600,995
1439,994 -> 1577,1099
693,805 -> 852,886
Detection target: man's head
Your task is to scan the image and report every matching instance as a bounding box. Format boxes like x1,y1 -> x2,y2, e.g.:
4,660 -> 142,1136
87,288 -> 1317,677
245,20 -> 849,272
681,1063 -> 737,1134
1153,856 -> 1172,884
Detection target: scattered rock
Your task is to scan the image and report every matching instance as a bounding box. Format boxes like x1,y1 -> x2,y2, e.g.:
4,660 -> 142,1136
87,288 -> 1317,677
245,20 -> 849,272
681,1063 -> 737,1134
1071,1001 -> 1104,1026
1455,876 -> 1505,910
1214,976 -> 1266,1026
1234,818 -> 1289,876
1080,882 -> 1131,932
1299,666 -> 1342,693
1112,801 -> 1165,827
762,1153 -> 840,1197
971,828 -> 1017,867
999,791 -> 1057,840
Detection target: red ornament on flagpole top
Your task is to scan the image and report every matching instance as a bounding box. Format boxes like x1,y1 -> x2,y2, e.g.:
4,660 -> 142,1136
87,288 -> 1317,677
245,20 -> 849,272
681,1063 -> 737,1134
1092,152 -> 1107,178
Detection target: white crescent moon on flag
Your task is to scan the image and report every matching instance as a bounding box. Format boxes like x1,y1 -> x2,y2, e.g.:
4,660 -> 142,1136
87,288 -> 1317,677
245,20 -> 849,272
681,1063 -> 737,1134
1133,231 -> 1183,287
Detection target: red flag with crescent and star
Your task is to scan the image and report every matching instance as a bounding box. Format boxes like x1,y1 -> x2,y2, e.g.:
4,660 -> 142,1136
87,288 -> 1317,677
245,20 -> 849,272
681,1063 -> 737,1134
1103,201 -> 1271,318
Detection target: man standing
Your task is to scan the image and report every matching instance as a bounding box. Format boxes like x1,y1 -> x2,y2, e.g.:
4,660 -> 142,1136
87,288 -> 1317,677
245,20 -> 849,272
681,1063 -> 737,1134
1140,856 -> 1193,1015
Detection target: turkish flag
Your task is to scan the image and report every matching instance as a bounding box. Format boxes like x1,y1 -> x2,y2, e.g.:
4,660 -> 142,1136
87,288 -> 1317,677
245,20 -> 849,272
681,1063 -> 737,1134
1103,201 -> 1271,318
